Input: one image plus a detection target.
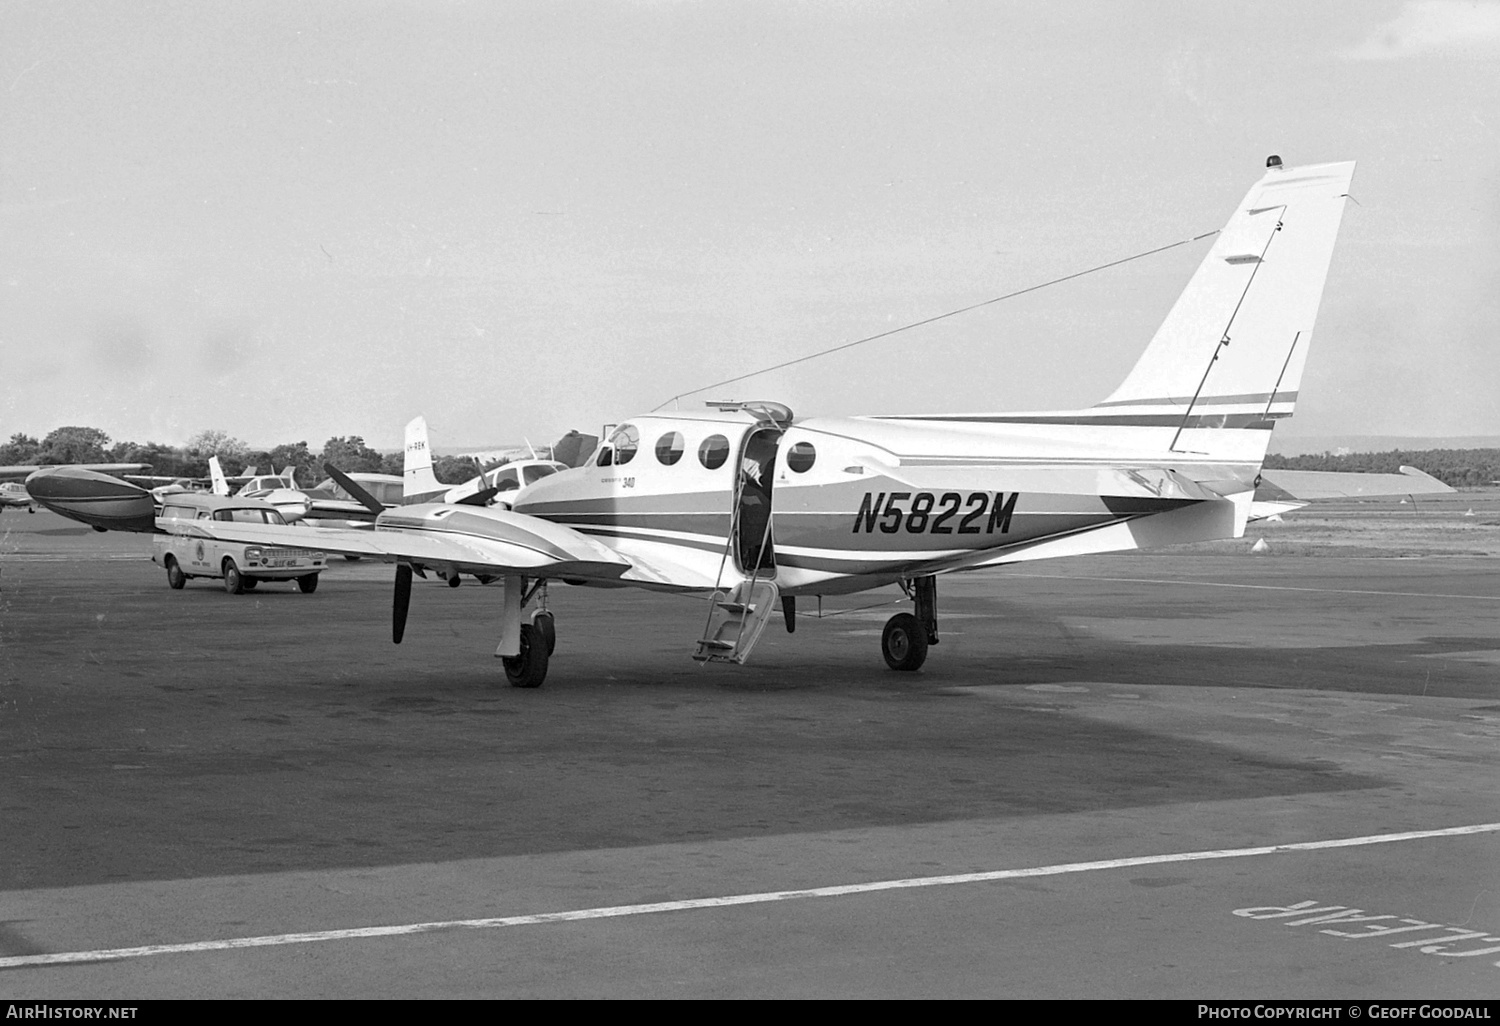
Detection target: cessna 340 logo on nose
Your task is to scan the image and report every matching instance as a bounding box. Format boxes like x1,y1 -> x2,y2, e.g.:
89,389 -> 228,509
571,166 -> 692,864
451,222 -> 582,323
852,491 -> 1018,535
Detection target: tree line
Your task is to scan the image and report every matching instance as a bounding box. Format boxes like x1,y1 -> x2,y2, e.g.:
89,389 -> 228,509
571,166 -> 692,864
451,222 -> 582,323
14,426 -> 1494,490
0,426 -> 483,485
1263,448 -> 1500,487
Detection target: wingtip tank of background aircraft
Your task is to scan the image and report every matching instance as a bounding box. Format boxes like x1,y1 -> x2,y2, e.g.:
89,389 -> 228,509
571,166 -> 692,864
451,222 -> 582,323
174,157 -> 1379,688
23,465 -> 161,532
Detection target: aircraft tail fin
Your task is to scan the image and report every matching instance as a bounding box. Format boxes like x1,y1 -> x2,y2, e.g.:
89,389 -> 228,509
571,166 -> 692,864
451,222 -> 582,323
403,416 -> 445,499
208,456 -> 231,496
551,430 -> 599,469
281,465 -> 297,487
1096,158 -> 1355,457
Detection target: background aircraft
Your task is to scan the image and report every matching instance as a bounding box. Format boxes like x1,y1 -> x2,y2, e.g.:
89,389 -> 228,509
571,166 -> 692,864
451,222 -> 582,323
0,481 -> 36,512
215,461 -> 313,522
401,415 -> 568,507
170,157 -> 1394,689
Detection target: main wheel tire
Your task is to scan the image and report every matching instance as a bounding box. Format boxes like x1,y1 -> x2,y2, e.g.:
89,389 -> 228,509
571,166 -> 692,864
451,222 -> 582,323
882,612 -> 929,671
532,610 -> 556,655
297,573 -> 319,594
502,623 -> 550,688
165,556 -> 186,590
223,560 -> 245,595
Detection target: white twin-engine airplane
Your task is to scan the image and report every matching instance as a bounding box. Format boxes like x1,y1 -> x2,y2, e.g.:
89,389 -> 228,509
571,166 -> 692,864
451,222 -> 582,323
175,157 -> 1357,688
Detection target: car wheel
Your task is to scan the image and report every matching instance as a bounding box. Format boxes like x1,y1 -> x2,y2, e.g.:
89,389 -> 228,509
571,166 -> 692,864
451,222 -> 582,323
165,556 -> 186,590
297,574 -> 319,594
223,559 -> 245,595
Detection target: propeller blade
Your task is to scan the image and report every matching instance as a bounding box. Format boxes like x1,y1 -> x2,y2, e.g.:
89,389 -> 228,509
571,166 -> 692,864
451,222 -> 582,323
455,486 -> 499,507
393,563 -> 413,644
324,463 -> 384,515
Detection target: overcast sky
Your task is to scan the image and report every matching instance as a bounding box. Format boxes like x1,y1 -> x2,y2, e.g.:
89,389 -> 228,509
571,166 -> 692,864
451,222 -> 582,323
2,0 -> 1497,450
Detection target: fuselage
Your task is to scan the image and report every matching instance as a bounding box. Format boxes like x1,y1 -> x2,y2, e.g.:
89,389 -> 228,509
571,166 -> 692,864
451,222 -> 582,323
512,404 -> 1260,597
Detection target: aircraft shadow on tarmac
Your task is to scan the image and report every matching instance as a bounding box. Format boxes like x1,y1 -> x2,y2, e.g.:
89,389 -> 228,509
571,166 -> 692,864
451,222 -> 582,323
1,560 -> 1474,891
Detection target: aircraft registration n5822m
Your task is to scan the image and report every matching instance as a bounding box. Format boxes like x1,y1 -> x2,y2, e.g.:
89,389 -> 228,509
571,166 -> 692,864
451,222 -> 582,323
161,156 -> 1357,688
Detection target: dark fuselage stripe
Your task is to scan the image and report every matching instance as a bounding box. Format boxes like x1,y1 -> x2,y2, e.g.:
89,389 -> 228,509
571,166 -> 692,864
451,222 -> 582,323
871,413 -> 1278,429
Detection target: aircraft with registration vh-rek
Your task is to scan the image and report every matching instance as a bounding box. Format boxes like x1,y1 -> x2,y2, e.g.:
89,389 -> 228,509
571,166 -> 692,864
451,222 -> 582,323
99,157 -> 1370,688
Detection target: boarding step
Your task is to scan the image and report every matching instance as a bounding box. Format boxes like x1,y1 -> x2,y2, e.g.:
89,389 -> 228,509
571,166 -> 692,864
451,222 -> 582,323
693,579 -> 779,665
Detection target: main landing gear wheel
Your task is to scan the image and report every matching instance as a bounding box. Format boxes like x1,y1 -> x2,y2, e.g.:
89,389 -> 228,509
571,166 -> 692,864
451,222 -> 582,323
882,612 -> 929,672
503,623 -> 549,688
223,560 -> 245,595
165,556 -> 186,590
532,610 -> 556,655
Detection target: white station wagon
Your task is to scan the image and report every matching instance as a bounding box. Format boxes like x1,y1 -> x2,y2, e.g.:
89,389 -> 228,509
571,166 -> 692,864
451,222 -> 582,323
154,493 -> 326,594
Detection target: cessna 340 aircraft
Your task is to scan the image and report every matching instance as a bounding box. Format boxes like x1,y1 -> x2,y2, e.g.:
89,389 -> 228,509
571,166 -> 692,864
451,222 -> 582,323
48,157 -> 1368,688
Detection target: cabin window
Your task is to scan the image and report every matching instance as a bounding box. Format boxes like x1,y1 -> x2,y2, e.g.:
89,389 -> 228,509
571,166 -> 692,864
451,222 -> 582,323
655,431 -> 685,466
786,441 -> 817,473
492,468 -> 520,492
595,447 -> 613,467
523,464 -> 558,485
609,424 -> 640,466
161,505 -> 193,520
699,434 -> 730,470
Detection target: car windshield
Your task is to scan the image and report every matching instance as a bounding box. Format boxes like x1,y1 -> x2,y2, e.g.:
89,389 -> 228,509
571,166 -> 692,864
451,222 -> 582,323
213,508 -> 286,524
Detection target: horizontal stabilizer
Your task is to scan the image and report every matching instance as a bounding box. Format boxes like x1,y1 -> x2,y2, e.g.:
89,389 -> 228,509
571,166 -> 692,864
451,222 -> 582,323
1259,466 -> 1454,500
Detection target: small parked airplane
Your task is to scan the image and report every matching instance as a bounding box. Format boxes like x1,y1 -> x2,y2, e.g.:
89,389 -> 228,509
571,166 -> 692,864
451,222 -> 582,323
401,415 -> 569,507
0,481 -> 36,512
208,458 -> 313,522
151,156 -> 1376,688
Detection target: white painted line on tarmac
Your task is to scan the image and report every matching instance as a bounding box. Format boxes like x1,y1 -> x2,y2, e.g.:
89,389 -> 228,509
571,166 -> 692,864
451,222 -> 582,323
0,554 -> 148,562
1005,572 -> 1500,602
3,821 -> 1498,970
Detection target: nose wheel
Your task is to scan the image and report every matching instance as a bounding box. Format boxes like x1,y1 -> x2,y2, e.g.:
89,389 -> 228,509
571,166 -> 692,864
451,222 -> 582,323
500,580 -> 556,687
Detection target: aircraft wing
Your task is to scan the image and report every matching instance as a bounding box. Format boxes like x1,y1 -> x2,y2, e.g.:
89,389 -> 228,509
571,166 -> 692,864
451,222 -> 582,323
170,507 -> 633,583
1257,466 -> 1454,500
0,462 -> 150,483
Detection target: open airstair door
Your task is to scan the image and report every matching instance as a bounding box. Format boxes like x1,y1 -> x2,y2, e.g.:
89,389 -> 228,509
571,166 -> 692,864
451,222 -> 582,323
735,424 -> 781,574
693,578 -> 781,665
694,401 -> 791,665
